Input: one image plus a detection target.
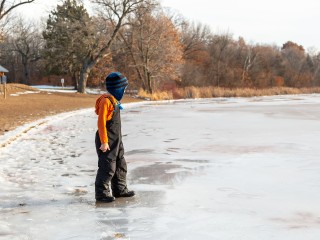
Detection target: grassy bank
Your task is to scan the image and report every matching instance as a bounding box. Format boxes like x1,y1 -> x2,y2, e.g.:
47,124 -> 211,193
138,87 -> 320,101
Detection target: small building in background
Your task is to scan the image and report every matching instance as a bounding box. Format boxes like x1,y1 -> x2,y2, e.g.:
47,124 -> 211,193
0,65 -> 9,72
0,65 -> 9,83
0,64 -> 9,99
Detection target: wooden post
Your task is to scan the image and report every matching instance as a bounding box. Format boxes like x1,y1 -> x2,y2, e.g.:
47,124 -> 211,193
0,66 -> 9,99
4,83 -> 6,99
0,73 -> 3,99
1,74 -> 7,99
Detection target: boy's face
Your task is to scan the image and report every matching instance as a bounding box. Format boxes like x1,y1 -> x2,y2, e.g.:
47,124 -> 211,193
108,85 -> 128,101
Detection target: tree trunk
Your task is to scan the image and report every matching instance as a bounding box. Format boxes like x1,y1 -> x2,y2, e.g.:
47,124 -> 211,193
22,57 -> 29,85
10,62 -> 16,82
216,60 -> 220,87
143,66 -> 151,93
76,1 -> 133,93
72,71 -> 78,90
78,64 -> 90,93
147,71 -> 152,93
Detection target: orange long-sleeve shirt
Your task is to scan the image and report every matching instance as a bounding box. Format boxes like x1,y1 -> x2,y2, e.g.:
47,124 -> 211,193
95,94 -> 117,144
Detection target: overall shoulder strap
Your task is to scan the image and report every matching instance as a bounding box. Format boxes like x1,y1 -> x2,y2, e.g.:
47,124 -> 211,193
105,96 -> 116,107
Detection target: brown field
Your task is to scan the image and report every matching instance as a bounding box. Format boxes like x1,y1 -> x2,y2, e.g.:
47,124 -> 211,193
0,84 -> 141,135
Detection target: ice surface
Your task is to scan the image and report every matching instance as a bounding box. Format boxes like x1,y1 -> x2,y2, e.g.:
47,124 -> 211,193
32,85 -> 106,94
9,91 -> 40,97
1,95 -> 320,239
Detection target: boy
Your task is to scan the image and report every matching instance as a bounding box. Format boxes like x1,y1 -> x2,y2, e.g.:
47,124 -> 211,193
95,72 -> 135,202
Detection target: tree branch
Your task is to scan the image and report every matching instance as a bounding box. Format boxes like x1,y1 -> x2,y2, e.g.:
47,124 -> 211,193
0,0 -> 36,20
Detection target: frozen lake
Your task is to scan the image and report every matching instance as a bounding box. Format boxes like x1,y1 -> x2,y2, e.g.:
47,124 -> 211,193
1,95 -> 320,239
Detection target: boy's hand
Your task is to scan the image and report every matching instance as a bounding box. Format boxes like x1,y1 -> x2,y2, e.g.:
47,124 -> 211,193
100,143 -> 110,152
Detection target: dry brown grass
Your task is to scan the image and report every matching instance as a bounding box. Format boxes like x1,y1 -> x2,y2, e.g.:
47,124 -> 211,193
138,86 -> 320,100
0,83 -> 39,95
138,89 -> 173,100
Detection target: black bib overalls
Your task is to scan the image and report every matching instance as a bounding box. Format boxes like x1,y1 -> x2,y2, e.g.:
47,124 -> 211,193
95,97 -> 128,198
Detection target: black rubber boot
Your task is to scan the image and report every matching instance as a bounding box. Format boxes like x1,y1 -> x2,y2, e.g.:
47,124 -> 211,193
96,196 -> 115,202
96,191 -> 115,202
113,189 -> 135,198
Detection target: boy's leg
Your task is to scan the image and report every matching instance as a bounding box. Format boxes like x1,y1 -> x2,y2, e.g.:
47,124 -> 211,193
111,142 -> 135,198
95,157 -> 116,199
95,132 -> 116,201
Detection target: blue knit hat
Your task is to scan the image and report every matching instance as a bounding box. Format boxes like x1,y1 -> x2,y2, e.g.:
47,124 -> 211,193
105,72 -> 128,101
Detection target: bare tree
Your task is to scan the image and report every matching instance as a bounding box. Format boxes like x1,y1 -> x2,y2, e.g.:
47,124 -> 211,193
10,18 -> 42,84
74,0 -> 148,93
120,8 -> 183,93
241,46 -> 258,85
180,21 -> 211,59
0,0 -> 35,21
178,21 -> 212,86
208,33 -> 233,87
281,41 -> 306,87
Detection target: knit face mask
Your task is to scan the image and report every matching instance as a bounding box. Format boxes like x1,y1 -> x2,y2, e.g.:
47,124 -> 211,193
108,85 -> 127,101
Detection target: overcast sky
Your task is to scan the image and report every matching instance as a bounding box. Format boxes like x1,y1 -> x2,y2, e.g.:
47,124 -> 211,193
17,0 -> 320,50
161,0 -> 320,50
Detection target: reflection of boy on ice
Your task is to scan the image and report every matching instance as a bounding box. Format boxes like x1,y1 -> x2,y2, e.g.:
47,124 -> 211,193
95,72 -> 135,202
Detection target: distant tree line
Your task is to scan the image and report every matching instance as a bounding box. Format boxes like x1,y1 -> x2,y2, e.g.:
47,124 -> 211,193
1,0 -> 320,93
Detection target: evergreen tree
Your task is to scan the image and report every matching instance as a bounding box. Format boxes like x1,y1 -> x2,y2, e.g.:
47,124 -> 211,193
43,0 -> 94,89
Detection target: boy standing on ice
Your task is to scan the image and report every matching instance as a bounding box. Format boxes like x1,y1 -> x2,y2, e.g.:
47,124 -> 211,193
95,72 -> 135,202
